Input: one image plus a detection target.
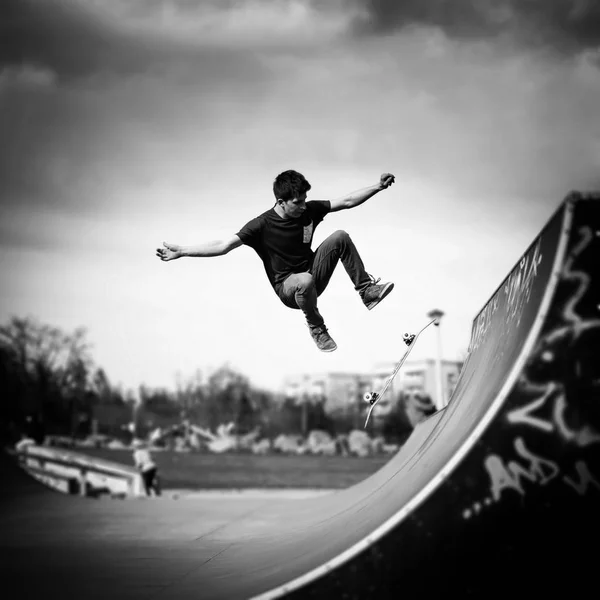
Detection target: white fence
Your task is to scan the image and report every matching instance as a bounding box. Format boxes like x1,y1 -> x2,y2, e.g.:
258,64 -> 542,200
15,444 -> 143,498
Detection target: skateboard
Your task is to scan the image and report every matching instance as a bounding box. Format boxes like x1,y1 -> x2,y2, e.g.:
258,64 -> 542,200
363,318 -> 439,428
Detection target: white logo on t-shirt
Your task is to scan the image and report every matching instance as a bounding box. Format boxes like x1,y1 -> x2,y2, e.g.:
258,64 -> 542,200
303,222 -> 313,243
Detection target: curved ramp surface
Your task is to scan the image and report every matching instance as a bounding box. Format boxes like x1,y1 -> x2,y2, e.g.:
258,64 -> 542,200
1,192 -> 599,599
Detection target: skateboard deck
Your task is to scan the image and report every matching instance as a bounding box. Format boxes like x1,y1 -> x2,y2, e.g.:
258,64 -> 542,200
363,317 -> 439,428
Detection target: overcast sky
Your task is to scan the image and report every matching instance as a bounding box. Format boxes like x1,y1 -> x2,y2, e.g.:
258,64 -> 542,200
1,0 -> 599,394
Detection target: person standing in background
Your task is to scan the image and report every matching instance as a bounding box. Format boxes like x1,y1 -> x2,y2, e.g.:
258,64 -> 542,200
132,439 -> 161,497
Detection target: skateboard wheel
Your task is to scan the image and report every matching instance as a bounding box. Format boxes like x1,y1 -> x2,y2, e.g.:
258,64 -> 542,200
364,392 -> 378,405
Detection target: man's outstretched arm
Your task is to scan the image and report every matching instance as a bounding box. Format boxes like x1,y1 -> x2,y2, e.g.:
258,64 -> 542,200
329,173 -> 395,213
156,234 -> 243,261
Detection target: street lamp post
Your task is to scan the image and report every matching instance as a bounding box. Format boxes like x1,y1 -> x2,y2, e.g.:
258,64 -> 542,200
427,309 -> 445,410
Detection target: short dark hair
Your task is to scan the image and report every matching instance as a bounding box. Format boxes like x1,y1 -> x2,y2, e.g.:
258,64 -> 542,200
273,170 -> 311,201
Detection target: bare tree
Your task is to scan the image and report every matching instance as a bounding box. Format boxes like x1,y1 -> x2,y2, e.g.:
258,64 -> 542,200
0,316 -> 96,435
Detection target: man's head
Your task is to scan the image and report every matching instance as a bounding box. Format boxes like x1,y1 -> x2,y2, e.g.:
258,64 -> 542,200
273,170 -> 311,219
273,170 -> 311,202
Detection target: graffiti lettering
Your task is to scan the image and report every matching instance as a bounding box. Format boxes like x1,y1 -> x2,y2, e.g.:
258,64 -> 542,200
485,455 -> 525,499
486,437 -> 560,501
563,461 -> 600,495
467,202 -> 600,522
504,239 -> 543,328
506,385 -> 556,432
467,454 -> 598,518
470,296 -> 499,351
561,226 -> 593,325
513,437 -> 560,484
553,395 -> 600,447
469,238 -> 543,352
507,381 -> 600,447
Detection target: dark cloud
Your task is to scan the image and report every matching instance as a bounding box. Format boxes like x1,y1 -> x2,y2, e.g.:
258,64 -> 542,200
350,0 -> 600,56
1,0 -> 137,80
0,0 -> 273,219
0,0 -> 269,84
0,81 -> 107,211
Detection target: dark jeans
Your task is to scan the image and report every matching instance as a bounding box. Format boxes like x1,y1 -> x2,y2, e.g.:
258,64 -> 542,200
278,230 -> 371,328
141,467 -> 161,496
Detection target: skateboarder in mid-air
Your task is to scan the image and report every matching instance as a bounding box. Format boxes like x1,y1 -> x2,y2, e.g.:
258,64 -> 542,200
156,170 -> 396,352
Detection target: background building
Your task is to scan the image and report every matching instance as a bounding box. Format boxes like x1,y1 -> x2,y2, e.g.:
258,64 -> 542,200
373,358 -> 463,408
283,358 -> 464,421
284,371 -> 369,411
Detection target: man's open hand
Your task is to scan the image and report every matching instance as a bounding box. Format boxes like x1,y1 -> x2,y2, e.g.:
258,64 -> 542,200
156,242 -> 182,262
380,173 -> 395,189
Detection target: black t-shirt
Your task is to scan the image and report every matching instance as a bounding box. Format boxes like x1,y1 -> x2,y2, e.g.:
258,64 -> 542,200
236,200 -> 331,294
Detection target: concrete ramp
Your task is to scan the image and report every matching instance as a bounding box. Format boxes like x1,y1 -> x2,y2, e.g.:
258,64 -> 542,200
1,192 -> 599,599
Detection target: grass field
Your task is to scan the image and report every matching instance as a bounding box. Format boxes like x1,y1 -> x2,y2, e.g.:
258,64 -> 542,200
80,448 -> 393,490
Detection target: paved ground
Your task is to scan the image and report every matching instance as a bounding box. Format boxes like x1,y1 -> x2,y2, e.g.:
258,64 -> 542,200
164,488 -> 337,499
